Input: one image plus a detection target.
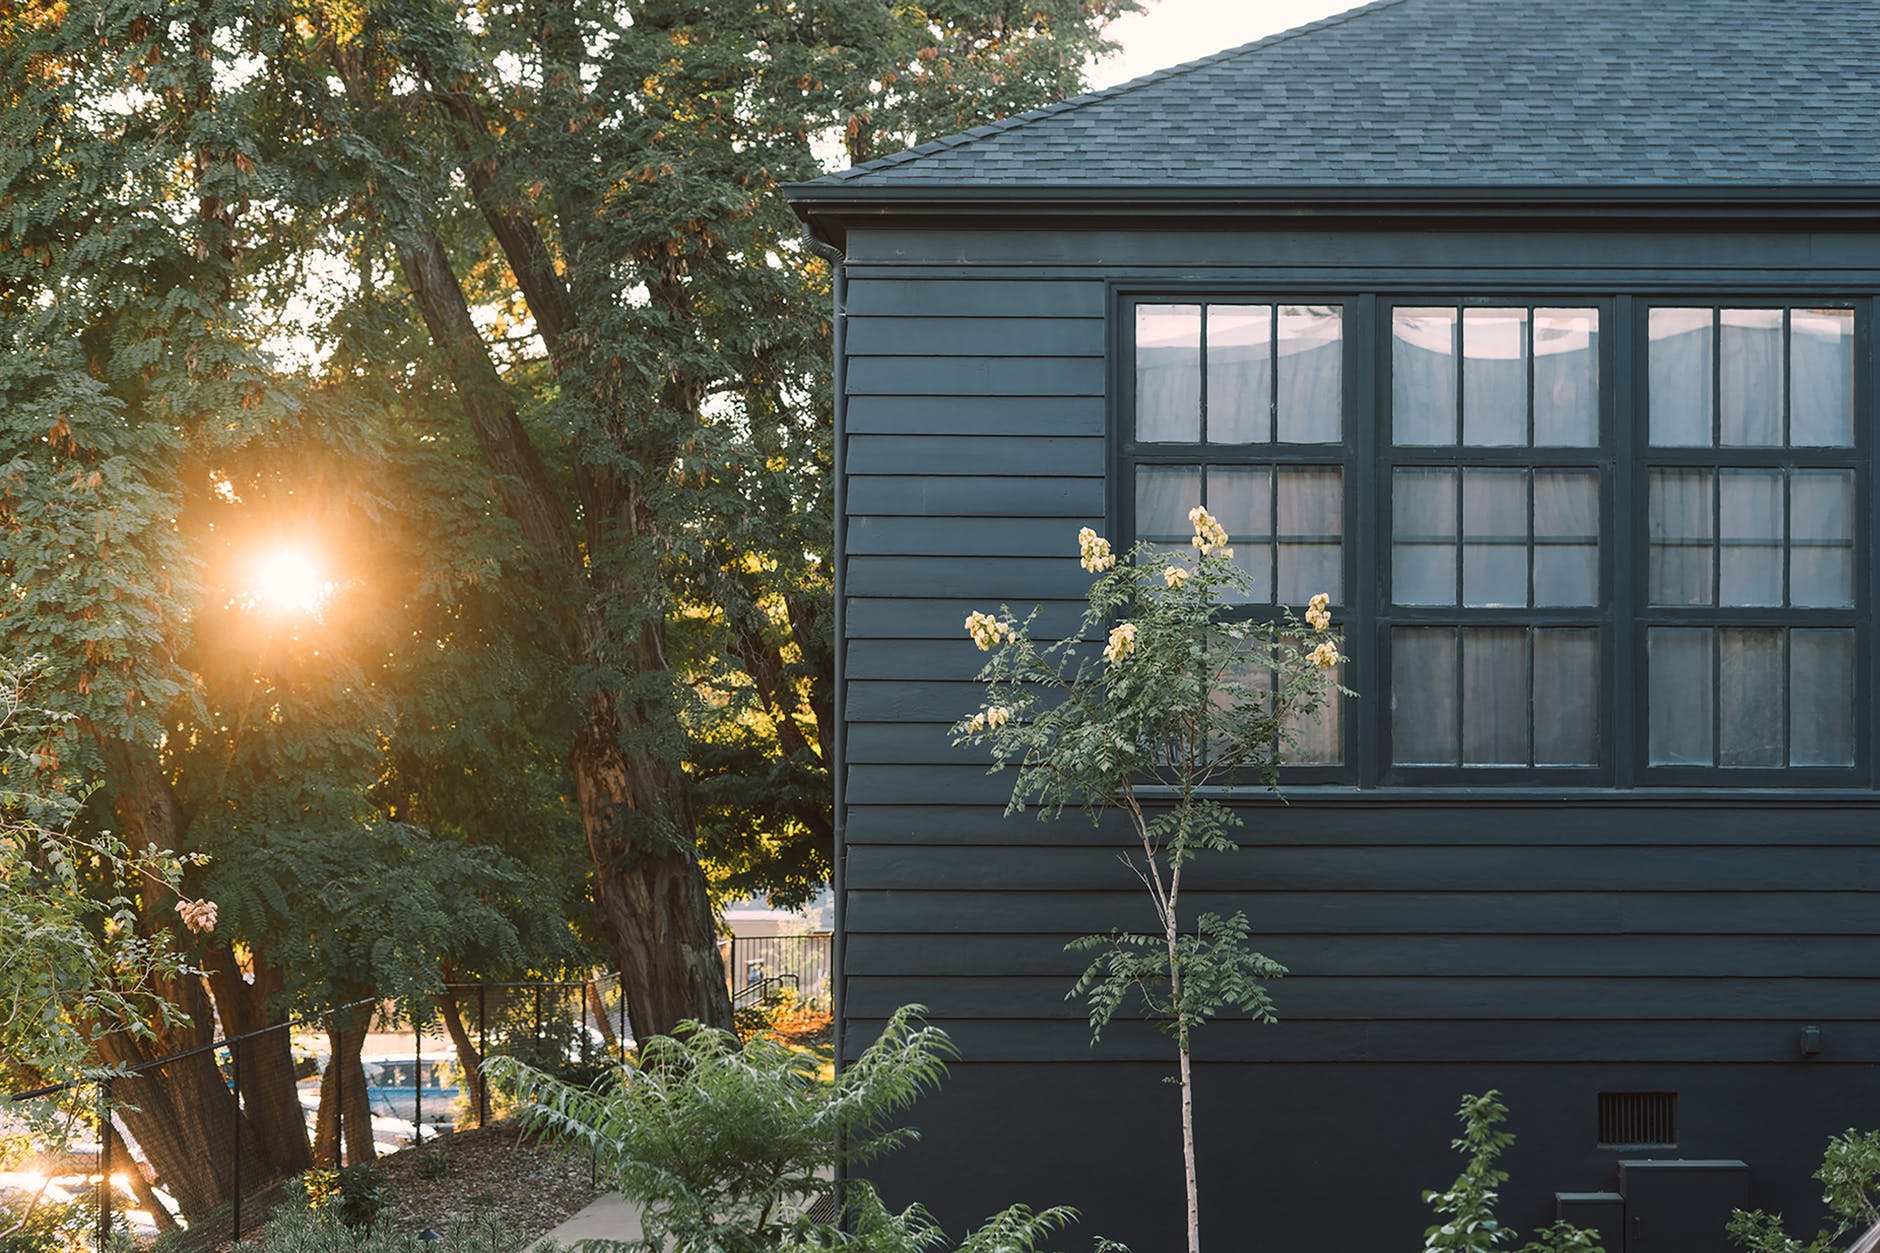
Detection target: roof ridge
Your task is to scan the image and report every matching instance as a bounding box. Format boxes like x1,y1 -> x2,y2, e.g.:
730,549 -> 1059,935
824,0 -> 1422,183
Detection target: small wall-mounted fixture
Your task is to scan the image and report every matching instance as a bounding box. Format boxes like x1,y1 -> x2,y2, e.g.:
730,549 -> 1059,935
1799,1025 -> 1823,1058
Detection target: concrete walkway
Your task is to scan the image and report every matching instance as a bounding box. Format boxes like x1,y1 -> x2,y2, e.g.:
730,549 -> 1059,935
536,1192 -> 643,1248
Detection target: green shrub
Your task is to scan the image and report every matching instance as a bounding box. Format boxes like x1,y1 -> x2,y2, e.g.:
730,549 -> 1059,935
1423,1092 -> 1603,1253
1728,1129 -> 1880,1252
0,1196 -> 95,1253
231,1204 -> 511,1253
295,1163 -> 389,1230
486,1004 -> 1121,1252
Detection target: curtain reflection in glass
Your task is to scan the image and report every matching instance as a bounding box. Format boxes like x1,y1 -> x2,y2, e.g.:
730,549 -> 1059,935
1790,309 -> 1855,447
1649,627 -> 1713,765
1277,305 -> 1343,443
1534,629 -> 1598,765
1719,309 -> 1784,447
1463,308 -> 1528,446
1135,465 -> 1202,538
1392,628 -> 1457,764
1207,305 -> 1271,443
1791,630 -> 1856,766
1211,466 -> 1274,604
1462,468 -> 1527,607
1533,471 -> 1599,606
1719,469 -> 1783,607
1394,308 -> 1457,445
1718,627 -> 1784,766
1277,469 -> 1343,604
1533,308 -> 1599,446
1791,469 -> 1854,608
1649,468 -> 1714,605
1136,305 -> 1202,442
1461,628 -> 1528,765
1392,468 -> 1457,605
1649,308 -> 1713,447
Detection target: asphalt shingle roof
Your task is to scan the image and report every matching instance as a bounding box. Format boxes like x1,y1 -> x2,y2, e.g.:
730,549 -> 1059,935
814,0 -> 1880,188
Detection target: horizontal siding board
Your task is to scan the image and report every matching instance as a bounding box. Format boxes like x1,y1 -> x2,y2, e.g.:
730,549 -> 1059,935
847,476 -> 1101,517
846,435 -> 1103,477
844,843 -> 1880,893
847,683 -> 994,726
845,975 -> 1880,1022
844,278 -> 1105,318
844,889 -> 1880,935
846,557 -> 1096,600
847,356 -> 1103,397
848,517 -> 1095,558
846,396 -> 1104,437
846,598 -> 1089,640
846,316 -> 1103,358
844,801 -> 1880,845
847,932 -> 1880,979
837,1018 -> 1880,1064
848,639 -> 1094,682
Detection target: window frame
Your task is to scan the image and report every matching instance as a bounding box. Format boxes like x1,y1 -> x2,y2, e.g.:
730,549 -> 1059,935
1113,288 -> 1872,790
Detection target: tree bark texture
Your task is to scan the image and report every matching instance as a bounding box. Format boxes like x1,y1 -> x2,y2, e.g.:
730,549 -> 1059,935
203,946 -> 312,1179
435,982 -> 484,1122
312,1007 -> 377,1166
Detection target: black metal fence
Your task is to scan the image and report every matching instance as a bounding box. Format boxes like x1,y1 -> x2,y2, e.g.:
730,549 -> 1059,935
3,974 -> 630,1251
724,933 -> 832,1005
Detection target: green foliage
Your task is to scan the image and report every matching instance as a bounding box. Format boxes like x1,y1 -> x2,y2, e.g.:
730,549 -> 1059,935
1423,1092 -> 1603,1253
237,1199 -> 510,1253
1728,1129 -> 1880,1252
0,1195 -> 94,1253
488,1005 -> 1119,1252
296,1164 -> 390,1231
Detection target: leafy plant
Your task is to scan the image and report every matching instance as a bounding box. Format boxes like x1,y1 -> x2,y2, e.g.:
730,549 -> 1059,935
954,516 -> 1346,1253
1728,1129 -> 1880,1252
487,1005 -> 1120,1252
1423,1092 -> 1603,1253
296,1163 -> 389,1231
230,1203 -> 511,1253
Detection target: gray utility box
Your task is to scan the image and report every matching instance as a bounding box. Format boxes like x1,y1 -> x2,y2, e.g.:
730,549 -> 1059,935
1556,1191 -> 1624,1252
1618,1160 -> 1750,1252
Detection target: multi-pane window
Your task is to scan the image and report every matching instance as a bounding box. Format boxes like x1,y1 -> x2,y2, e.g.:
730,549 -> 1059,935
1642,304 -> 1862,775
1123,294 -> 1865,785
1126,301 -> 1350,770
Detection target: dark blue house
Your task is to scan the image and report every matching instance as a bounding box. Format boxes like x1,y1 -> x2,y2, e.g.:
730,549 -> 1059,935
787,2 -> 1880,1247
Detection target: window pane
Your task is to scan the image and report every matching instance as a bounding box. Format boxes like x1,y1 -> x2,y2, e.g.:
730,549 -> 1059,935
1136,305 -> 1202,441
1719,469 -> 1783,607
1719,309 -> 1784,447
1392,468 -> 1457,606
1649,468 -> 1714,605
1135,465 -> 1202,537
1207,305 -> 1272,443
1276,305 -> 1343,443
1718,627 -> 1784,767
1649,628 -> 1714,765
1392,628 -> 1457,765
1393,308 -> 1457,445
1791,469 -> 1855,608
1534,628 -> 1599,765
1791,629 -> 1856,766
1276,468 -> 1343,604
1210,467 -> 1274,604
1284,657 -> 1343,765
1461,628 -> 1529,765
1462,468 -> 1528,608
1463,308 -> 1528,447
1649,308 -> 1714,447
1532,470 -> 1599,606
1533,308 -> 1599,446
1790,308 -> 1854,447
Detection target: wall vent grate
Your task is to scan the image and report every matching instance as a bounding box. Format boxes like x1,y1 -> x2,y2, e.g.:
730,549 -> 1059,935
1598,1091 -> 1677,1148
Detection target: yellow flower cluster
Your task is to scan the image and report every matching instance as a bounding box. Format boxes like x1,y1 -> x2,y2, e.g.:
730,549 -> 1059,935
1305,591 -> 1331,633
965,706 -> 1012,734
1163,565 -> 1189,589
1188,505 -> 1233,558
1308,641 -> 1340,670
1078,527 -> 1116,573
175,897 -> 218,934
1104,621 -> 1138,664
965,610 -> 1012,651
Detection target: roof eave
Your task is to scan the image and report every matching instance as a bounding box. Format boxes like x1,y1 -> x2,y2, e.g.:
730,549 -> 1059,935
785,183 -> 1880,251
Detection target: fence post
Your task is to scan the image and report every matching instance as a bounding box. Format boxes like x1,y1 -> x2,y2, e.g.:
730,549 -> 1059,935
579,982 -> 589,1066
96,1079 -> 111,1253
477,983 -> 488,1128
618,983 -> 626,1063
533,985 -> 542,1049
231,1044 -> 242,1246
413,1013 -> 423,1146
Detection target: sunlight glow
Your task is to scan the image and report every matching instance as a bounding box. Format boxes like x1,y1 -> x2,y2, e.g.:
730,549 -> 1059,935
246,546 -> 334,616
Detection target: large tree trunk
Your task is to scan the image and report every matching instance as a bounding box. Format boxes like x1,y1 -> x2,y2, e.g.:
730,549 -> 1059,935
312,1006 -> 376,1166
203,946 -> 311,1180
573,681 -> 734,1038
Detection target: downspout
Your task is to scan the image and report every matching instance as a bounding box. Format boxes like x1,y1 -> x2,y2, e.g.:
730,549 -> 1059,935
803,222 -> 848,1087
